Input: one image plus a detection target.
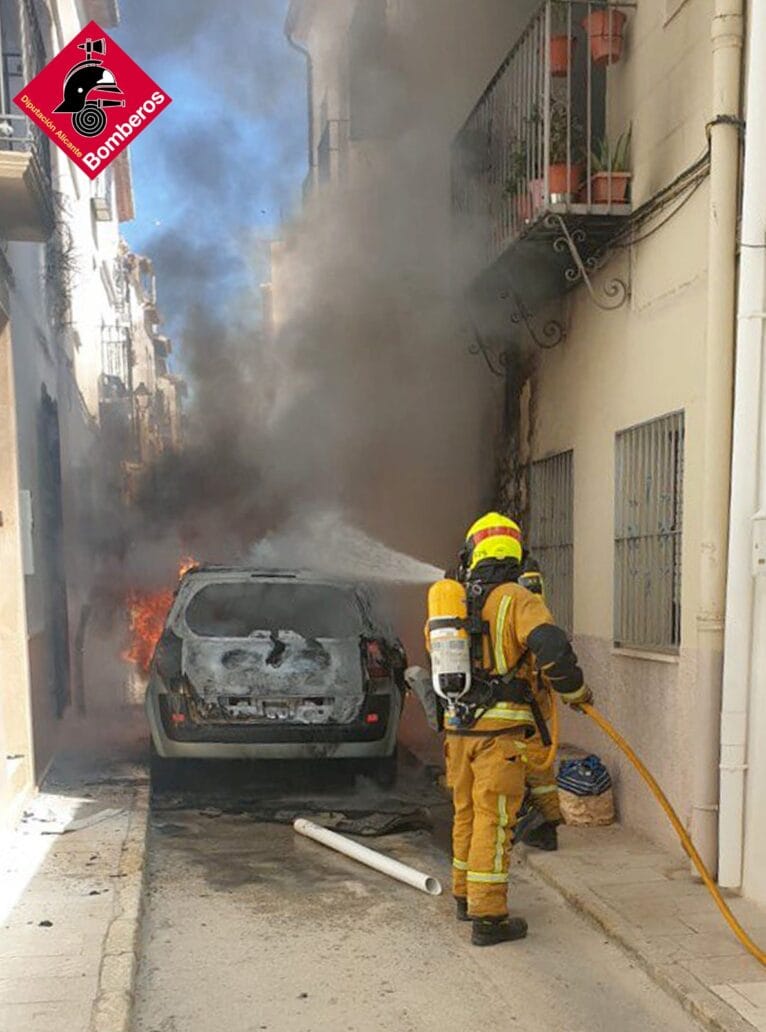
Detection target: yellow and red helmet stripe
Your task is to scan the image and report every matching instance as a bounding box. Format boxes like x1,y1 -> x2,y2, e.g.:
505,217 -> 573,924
464,512 -> 523,570
468,524 -> 522,548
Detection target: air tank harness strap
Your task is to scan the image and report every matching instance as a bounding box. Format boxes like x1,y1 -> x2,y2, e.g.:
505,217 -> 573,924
490,655 -> 552,748
445,726 -> 535,740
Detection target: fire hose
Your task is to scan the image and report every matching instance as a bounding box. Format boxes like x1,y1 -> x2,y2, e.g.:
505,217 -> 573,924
575,700 -> 766,968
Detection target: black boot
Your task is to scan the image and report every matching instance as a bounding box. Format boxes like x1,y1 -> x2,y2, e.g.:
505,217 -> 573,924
455,897 -> 471,922
519,820 -> 560,852
471,915 -> 528,947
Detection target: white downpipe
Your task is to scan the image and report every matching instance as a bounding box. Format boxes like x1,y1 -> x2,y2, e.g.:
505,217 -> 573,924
293,818 -> 443,896
719,0 -> 766,891
692,0 -> 744,877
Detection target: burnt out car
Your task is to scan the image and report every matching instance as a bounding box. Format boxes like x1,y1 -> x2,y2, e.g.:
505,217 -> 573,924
145,567 -> 407,785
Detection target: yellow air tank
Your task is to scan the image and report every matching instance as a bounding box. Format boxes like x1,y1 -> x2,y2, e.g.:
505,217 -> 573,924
427,579 -> 472,702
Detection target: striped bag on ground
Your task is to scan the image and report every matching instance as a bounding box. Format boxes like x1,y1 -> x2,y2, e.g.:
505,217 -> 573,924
557,754 -> 615,827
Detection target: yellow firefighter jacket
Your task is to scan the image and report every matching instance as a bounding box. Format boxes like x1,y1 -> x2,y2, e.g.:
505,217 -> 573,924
426,581 -> 556,734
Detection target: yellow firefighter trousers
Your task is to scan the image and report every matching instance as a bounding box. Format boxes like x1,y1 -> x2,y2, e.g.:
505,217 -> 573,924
527,765 -> 562,823
446,729 -> 555,918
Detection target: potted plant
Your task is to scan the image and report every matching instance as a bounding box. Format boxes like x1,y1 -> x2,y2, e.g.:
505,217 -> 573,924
582,5 -> 627,66
505,139 -> 534,222
590,126 -> 631,203
550,3 -> 577,77
505,111 -> 545,223
547,102 -> 584,200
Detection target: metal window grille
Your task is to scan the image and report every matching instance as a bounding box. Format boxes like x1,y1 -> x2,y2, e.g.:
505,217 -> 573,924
614,412 -> 684,652
528,450 -> 574,633
101,324 -> 130,386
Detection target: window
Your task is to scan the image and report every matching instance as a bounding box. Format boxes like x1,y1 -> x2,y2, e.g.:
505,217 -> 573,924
528,450 -> 574,634
614,412 -> 684,652
185,581 -> 363,639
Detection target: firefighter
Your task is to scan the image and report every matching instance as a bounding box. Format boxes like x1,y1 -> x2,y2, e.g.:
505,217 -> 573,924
513,557 -> 564,852
427,512 -> 591,947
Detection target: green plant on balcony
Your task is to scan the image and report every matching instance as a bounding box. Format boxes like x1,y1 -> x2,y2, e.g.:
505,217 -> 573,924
504,137 -> 529,197
504,106 -> 546,222
548,102 -> 584,198
590,125 -> 632,203
44,194 -> 79,333
591,125 -> 632,172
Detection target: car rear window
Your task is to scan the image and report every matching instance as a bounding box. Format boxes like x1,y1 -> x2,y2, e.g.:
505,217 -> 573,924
184,581 -> 363,639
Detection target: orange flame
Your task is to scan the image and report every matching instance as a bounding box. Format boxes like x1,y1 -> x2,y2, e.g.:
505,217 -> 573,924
123,556 -> 196,672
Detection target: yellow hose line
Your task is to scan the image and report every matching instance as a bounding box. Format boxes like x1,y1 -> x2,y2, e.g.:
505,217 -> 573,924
580,702 -> 766,967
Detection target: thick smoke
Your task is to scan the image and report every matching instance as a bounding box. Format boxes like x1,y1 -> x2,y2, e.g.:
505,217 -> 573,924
92,0 -> 541,611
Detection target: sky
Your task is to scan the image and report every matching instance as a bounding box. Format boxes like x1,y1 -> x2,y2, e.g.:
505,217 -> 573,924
112,0 -> 307,342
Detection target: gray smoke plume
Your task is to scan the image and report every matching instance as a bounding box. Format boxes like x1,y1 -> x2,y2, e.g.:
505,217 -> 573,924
105,1 -> 537,591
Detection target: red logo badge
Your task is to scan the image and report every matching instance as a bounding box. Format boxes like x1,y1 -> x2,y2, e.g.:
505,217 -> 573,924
13,21 -> 171,180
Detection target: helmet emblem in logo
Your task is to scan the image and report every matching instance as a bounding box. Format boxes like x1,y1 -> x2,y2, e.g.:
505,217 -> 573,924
53,35 -> 125,137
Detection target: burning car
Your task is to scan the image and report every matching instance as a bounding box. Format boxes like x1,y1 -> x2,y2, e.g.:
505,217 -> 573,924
145,567 -> 407,784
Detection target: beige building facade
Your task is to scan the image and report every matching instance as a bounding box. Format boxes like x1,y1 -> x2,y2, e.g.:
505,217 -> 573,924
284,0 -> 765,905
0,0 -> 181,827
494,0 -> 716,851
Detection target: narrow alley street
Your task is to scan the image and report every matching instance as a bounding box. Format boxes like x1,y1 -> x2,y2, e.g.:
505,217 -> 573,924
4,1 -> 766,1030
135,763 -> 703,1032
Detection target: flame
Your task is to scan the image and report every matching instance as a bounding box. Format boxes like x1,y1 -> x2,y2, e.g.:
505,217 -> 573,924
122,556 -> 196,672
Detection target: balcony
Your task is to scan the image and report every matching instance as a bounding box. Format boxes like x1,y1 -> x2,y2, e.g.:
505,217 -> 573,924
0,122 -> 53,241
0,4 -> 55,243
101,324 -> 131,389
453,0 -> 633,311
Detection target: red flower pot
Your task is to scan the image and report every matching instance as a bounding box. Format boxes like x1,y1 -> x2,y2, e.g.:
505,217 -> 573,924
550,34 -> 576,76
590,171 -> 631,203
548,163 -> 584,199
582,8 -> 627,66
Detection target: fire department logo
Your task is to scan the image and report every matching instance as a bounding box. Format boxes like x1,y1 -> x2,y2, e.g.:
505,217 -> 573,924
13,21 -> 171,180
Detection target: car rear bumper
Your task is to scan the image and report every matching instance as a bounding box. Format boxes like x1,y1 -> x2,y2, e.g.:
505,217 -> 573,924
145,685 -> 401,761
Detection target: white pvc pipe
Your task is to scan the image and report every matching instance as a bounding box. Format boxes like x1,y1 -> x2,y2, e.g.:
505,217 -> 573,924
718,0 -> 766,890
293,818 -> 443,896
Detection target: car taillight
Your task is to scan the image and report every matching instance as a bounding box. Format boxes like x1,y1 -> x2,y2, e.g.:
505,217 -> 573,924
154,629 -> 183,682
364,639 -> 389,679
365,712 -> 380,725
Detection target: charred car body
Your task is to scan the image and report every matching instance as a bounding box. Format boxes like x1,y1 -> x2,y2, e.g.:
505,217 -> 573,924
146,567 -> 406,782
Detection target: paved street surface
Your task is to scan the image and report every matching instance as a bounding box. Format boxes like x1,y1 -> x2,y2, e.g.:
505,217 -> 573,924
0,744 -> 147,1032
133,795 -> 704,1032
525,825 -> 766,1032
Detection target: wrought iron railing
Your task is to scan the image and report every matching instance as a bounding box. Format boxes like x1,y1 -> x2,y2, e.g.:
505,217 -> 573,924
101,323 -> 131,387
0,1 -> 52,187
452,0 -> 634,269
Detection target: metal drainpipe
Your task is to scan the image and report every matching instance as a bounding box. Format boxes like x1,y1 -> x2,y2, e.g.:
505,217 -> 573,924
285,15 -> 316,181
719,0 -> 766,890
692,0 -> 744,877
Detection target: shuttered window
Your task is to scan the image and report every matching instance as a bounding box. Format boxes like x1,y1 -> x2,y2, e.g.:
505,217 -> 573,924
528,450 -> 574,634
614,412 -> 684,652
